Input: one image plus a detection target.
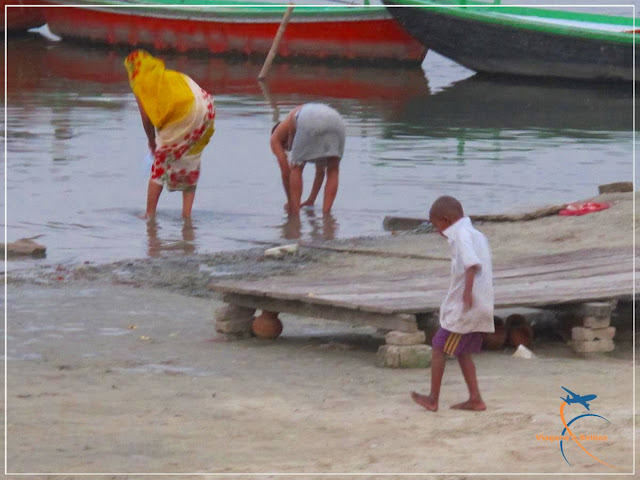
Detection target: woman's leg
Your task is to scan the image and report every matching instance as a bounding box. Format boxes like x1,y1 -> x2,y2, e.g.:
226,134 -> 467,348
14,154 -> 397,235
145,179 -> 163,219
182,217 -> 195,254
289,163 -> 305,215
322,157 -> 340,214
182,188 -> 196,219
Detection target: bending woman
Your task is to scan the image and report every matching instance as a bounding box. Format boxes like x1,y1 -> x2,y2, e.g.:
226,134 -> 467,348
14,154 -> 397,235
124,50 -> 215,219
270,103 -> 346,216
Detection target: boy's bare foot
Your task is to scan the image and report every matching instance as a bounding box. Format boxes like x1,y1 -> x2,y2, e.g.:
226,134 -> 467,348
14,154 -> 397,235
411,391 -> 438,412
450,399 -> 486,411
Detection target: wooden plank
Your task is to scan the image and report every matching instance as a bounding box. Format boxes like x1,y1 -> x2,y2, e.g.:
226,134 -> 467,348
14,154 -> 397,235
215,272 -> 631,319
262,289 -> 434,314
210,265 -> 629,310
494,262 -> 632,283
261,277 -> 448,299
222,293 -> 419,332
209,250 -> 632,295
496,247 -> 632,269
307,292 -> 442,314
492,272 -> 633,306
212,271 -> 632,315
337,272 -> 633,313
210,275 -> 448,301
209,271 -> 426,295
493,256 -> 632,280
208,244 -> 635,321
209,248 -> 632,289
495,270 -> 632,292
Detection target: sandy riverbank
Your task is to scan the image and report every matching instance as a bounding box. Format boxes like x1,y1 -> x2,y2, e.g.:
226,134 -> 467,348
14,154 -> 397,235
5,284 -> 636,478
4,191 -> 637,478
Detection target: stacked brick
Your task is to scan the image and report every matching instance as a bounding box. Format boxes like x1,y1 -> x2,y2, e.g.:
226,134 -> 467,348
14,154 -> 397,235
376,330 -> 432,368
569,302 -> 616,354
215,304 -> 255,340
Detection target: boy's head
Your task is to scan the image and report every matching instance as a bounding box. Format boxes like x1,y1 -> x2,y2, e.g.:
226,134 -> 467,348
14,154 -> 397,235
429,196 -> 464,235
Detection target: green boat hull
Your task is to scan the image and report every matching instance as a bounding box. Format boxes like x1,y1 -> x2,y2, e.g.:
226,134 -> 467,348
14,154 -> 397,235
384,0 -> 637,81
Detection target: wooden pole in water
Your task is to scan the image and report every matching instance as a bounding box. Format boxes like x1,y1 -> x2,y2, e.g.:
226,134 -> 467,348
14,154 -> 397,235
258,4 -> 295,80
258,79 -> 280,123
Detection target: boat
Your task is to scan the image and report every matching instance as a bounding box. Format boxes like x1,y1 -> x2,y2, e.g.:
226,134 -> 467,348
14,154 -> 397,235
2,0 -> 46,32
383,0 -> 638,81
41,0 -> 428,64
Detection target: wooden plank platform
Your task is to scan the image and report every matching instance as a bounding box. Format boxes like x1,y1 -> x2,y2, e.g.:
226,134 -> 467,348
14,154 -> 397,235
209,247 -> 635,330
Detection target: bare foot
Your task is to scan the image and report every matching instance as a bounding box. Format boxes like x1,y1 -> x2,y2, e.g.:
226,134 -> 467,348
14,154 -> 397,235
411,391 -> 438,412
450,399 -> 486,411
139,212 -> 156,221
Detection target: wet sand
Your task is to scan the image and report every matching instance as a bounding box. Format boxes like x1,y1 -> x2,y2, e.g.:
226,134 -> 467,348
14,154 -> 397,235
4,192 -> 637,477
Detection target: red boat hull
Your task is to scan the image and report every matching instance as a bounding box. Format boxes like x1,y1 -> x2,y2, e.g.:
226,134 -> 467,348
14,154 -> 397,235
42,6 -> 427,63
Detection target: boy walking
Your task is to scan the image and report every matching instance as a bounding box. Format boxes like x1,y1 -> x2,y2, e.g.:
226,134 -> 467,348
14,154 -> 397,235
411,196 -> 494,412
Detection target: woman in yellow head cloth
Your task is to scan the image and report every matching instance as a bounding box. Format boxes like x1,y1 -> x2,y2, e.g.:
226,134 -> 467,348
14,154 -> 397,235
125,50 -> 215,219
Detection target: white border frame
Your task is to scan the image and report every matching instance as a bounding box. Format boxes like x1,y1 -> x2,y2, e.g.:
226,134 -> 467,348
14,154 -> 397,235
4,1 -> 636,476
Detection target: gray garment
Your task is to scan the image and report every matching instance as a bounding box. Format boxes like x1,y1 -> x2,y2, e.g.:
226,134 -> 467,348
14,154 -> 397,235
289,103 -> 346,165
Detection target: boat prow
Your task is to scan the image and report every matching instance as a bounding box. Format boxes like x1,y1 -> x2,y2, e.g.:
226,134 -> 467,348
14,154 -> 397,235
383,0 -> 637,81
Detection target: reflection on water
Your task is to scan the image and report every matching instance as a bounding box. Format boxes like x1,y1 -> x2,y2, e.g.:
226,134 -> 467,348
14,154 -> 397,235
389,75 -> 633,134
280,210 -> 338,242
146,218 -> 196,258
5,35 -> 634,264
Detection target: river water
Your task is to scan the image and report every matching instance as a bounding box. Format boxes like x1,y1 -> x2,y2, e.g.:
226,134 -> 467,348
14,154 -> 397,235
4,23 -> 634,265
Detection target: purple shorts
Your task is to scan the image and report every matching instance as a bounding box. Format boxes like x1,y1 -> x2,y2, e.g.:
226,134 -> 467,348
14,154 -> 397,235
432,328 -> 483,356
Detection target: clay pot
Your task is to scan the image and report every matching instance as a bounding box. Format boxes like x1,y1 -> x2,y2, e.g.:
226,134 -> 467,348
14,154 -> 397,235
252,311 -> 283,339
506,314 -> 534,348
482,316 -> 507,350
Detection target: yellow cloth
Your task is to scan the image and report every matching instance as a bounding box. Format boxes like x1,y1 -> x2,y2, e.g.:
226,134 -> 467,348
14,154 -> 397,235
189,123 -> 215,156
124,50 -> 194,129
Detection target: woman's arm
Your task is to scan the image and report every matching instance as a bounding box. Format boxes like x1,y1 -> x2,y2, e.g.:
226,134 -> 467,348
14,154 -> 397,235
136,96 -> 156,152
270,115 -> 294,206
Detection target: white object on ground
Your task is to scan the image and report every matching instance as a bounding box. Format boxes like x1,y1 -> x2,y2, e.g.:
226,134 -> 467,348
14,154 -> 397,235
264,244 -> 298,258
512,344 -> 535,359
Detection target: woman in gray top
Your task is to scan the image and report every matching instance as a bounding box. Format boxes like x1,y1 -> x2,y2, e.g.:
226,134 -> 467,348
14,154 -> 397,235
270,103 -> 346,215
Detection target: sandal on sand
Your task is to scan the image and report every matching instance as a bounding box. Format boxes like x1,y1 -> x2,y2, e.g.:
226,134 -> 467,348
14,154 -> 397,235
559,202 -> 610,216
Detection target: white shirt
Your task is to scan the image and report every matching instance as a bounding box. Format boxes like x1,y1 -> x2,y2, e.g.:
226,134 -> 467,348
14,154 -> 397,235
439,217 -> 494,333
